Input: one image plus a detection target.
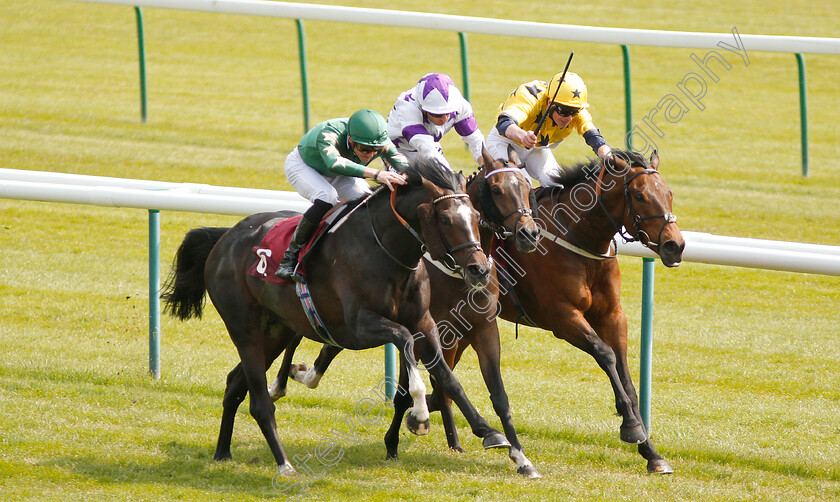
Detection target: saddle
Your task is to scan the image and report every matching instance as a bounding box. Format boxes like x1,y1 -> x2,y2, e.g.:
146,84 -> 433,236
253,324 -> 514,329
248,204 -> 348,286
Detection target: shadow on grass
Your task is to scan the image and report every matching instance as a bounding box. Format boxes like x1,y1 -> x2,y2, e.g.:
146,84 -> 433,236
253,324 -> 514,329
524,423 -> 840,482
39,429 -> 513,498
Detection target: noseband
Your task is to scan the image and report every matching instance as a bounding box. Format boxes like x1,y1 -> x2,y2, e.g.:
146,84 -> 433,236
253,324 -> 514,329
609,167 -> 678,249
477,166 -> 535,240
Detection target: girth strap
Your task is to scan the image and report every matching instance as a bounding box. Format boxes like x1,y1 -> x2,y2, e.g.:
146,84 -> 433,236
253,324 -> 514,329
295,281 -> 341,348
494,258 -> 539,338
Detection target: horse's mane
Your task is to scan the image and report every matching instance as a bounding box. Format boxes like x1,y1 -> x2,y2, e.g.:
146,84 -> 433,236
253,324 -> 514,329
466,170 -> 502,225
546,149 -> 647,189
408,156 -> 464,192
345,156 -> 465,210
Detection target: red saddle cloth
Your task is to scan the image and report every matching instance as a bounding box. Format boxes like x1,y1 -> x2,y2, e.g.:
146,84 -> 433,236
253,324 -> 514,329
248,216 -> 327,286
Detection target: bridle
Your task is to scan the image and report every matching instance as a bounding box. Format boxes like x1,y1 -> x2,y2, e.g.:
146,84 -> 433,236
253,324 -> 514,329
596,164 -> 678,250
622,168 -> 678,249
476,166 -> 536,240
367,187 -> 482,273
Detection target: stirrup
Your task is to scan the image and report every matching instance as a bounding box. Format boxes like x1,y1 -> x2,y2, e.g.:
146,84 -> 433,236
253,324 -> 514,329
274,257 -> 298,279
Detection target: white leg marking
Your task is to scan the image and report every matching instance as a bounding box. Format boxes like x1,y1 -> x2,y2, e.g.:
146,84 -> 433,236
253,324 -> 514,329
407,365 -> 429,422
268,377 -> 286,401
290,363 -> 321,389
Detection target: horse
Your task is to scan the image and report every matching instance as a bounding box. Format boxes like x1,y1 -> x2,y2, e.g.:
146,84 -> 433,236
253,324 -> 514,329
268,147 -> 544,477
493,149 -> 684,474
160,158 -> 509,477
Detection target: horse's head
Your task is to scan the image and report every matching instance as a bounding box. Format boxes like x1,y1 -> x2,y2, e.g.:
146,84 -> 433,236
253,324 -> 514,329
609,151 -> 685,267
409,158 -> 491,289
471,146 -> 540,253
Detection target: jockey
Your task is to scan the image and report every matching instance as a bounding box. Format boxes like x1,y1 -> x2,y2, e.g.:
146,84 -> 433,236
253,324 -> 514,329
387,73 -> 485,171
275,108 -> 409,280
485,72 -> 612,187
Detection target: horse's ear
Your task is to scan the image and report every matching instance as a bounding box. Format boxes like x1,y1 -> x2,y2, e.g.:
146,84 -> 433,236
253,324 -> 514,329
649,150 -> 660,170
507,144 -> 520,167
609,151 -> 630,173
480,144 -> 494,170
417,203 -> 448,262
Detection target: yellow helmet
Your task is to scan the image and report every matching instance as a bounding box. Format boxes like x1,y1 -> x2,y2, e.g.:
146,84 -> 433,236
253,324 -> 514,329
547,72 -> 589,109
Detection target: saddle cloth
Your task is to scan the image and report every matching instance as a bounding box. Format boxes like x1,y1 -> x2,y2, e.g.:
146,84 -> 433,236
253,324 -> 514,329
248,205 -> 346,286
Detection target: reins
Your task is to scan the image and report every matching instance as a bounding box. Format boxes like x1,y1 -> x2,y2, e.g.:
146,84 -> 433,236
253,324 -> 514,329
548,159 -> 678,259
366,186 -> 481,272
622,168 -> 678,248
475,165 -> 536,241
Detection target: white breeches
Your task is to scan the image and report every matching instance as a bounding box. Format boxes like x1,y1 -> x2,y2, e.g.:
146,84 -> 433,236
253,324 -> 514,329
486,128 -> 562,187
283,147 -> 372,205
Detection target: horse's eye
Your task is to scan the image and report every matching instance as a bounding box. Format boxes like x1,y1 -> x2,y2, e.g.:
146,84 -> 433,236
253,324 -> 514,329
634,192 -> 645,203
491,186 -> 503,196
440,215 -> 451,226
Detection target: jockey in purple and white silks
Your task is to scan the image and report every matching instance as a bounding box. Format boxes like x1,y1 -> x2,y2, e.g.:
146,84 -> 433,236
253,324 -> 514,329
387,73 -> 485,170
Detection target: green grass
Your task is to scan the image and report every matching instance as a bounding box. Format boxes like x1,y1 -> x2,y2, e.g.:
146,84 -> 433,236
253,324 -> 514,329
1,0 -> 839,500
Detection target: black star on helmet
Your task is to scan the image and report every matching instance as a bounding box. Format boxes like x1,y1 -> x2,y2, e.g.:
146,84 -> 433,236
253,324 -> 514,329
572,88 -> 581,98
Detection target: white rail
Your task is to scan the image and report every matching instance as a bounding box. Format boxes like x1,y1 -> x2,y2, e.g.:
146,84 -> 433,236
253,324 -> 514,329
67,0 -> 840,55
616,233 -> 840,276
3,169 -> 839,276
0,179 -> 310,215
0,168 -> 308,203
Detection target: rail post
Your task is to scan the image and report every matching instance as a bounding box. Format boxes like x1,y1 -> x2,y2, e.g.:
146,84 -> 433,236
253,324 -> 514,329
622,45 -> 632,149
796,53 -> 808,177
296,19 -> 310,132
638,257 -> 655,432
134,7 -> 148,122
384,344 -> 397,400
149,209 -> 161,380
458,32 -> 470,102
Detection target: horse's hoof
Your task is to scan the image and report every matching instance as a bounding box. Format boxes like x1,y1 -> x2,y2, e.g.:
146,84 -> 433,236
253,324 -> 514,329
620,424 -> 648,444
385,451 -> 398,461
267,382 -> 286,401
517,464 -> 542,479
273,462 -> 299,478
213,451 -> 232,461
482,432 -> 511,449
647,459 -> 674,474
405,413 -> 431,436
449,445 -> 465,453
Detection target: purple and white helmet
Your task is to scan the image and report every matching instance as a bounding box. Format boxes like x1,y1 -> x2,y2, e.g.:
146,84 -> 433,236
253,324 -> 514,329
415,73 -> 462,115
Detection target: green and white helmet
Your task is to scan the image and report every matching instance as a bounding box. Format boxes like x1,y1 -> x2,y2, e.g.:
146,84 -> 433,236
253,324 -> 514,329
348,109 -> 389,147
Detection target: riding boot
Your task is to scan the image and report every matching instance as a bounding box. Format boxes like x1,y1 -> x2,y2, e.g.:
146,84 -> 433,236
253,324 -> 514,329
275,200 -> 333,281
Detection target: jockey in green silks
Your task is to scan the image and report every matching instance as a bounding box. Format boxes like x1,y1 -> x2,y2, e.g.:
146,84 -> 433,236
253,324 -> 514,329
276,109 -> 409,280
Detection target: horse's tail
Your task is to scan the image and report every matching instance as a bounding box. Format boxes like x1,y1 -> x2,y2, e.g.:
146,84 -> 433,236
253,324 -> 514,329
161,227 -> 229,320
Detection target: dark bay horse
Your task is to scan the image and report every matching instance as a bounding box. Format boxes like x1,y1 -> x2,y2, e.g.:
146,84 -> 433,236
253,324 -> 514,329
268,149 -> 544,477
494,150 -> 684,474
161,158 -> 508,477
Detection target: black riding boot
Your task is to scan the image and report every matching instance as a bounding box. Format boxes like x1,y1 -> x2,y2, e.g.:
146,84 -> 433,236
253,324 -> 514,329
275,200 -> 333,281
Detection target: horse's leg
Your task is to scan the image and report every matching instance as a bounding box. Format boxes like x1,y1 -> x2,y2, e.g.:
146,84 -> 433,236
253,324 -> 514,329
471,324 -> 540,478
411,315 -> 508,450
291,344 -> 343,389
268,335 -> 302,401
558,309 -> 648,444
269,342 -> 343,398
591,311 -> 673,474
426,340 -> 464,452
215,362 -> 247,461
235,342 -> 297,474
383,357 -> 413,459
349,310 -> 431,434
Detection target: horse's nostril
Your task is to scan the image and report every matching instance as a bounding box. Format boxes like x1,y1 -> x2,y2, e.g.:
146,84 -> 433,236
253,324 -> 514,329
663,240 -> 683,255
468,263 -> 488,277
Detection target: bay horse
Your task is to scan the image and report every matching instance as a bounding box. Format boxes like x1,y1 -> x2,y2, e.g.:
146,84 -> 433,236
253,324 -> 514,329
161,158 -> 508,477
493,149 -> 684,474
268,148 -> 545,477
